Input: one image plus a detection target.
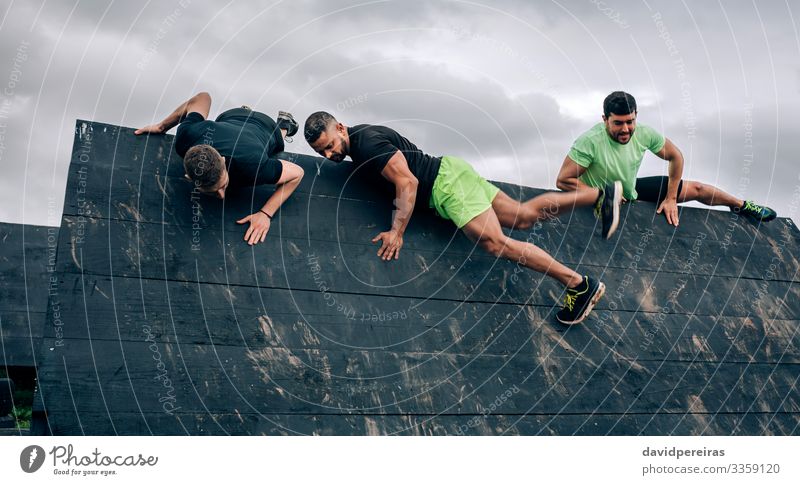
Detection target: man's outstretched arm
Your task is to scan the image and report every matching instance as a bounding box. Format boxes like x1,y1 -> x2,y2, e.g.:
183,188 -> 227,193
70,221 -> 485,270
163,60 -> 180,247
654,138 -> 684,226
135,92 -> 212,135
374,150 -> 418,261
556,156 -> 592,192
237,160 -> 305,245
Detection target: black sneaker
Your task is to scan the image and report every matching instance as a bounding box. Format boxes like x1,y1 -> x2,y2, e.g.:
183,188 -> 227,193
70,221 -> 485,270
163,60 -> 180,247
277,111 -> 299,142
556,276 -> 605,325
593,180 -> 622,239
733,200 -> 777,222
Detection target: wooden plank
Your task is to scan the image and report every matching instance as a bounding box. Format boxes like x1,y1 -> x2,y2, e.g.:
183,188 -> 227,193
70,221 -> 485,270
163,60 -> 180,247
0,337 -> 42,367
41,274 -> 800,365
0,223 -> 55,367
57,167 -> 800,283
64,159 -> 794,251
36,337 -> 800,416
0,284 -> 51,315
0,223 -> 54,310
0,312 -> 46,339
51,216 -> 800,319
35,410 -> 800,436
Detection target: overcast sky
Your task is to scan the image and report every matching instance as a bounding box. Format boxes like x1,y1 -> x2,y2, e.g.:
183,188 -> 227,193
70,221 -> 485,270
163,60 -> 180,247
1,0 -> 799,227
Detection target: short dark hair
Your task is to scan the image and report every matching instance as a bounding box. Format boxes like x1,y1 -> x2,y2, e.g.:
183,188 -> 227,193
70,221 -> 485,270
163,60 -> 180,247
603,91 -> 637,117
184,144 -> 224,188
304,111 -> 337,143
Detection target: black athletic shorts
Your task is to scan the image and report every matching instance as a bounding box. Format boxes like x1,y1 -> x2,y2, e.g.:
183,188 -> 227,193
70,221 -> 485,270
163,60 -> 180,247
635,176 -> 684,204
215,107 -> 285,155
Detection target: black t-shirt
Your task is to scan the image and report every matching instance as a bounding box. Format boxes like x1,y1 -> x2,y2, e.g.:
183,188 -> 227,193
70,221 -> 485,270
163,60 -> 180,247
175,108 -> 284,188
348,124 -> 441,207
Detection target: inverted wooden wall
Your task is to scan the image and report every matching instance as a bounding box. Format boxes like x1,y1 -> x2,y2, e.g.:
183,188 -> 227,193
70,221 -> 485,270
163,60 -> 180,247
32,120 -> 800,435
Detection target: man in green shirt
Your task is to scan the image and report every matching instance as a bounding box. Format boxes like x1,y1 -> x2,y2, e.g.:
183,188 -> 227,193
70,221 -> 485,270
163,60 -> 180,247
556,91 -> 776,227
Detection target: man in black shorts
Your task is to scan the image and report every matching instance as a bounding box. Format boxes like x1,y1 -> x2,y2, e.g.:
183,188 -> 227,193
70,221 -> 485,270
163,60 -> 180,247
304,111 -> 609,325
135,92 -> 304,245
556,91 -> 777,226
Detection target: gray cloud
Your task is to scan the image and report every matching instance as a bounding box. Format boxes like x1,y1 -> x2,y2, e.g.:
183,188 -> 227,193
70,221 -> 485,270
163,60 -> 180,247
1,0 -> 798,225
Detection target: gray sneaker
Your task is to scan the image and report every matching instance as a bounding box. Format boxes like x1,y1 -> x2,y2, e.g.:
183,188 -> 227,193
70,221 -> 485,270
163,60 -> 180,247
277,111 -> 299,142
594,181 -> 622,239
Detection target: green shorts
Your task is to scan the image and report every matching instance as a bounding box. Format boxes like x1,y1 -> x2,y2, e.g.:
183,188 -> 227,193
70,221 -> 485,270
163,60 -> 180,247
429,155 -> 500,228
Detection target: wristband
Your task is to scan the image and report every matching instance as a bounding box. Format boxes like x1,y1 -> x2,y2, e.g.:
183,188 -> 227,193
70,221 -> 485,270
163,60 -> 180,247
259,209 -> 273,219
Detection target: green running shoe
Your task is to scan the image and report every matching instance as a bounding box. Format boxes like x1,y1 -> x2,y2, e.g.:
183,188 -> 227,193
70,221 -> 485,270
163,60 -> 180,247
734,200 -> 777,222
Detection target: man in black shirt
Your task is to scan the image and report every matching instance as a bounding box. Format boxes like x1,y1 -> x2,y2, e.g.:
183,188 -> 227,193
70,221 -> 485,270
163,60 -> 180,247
135,92 -> 304,245
304,111 -> 606,325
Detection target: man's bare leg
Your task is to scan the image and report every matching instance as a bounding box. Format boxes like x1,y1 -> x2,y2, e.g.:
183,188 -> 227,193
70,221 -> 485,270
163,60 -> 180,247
678,179 -> 776,221
678,180 -> 743,208
461,206 -> 605,324
461,206 -> 583,287
491,188 -> 600,230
